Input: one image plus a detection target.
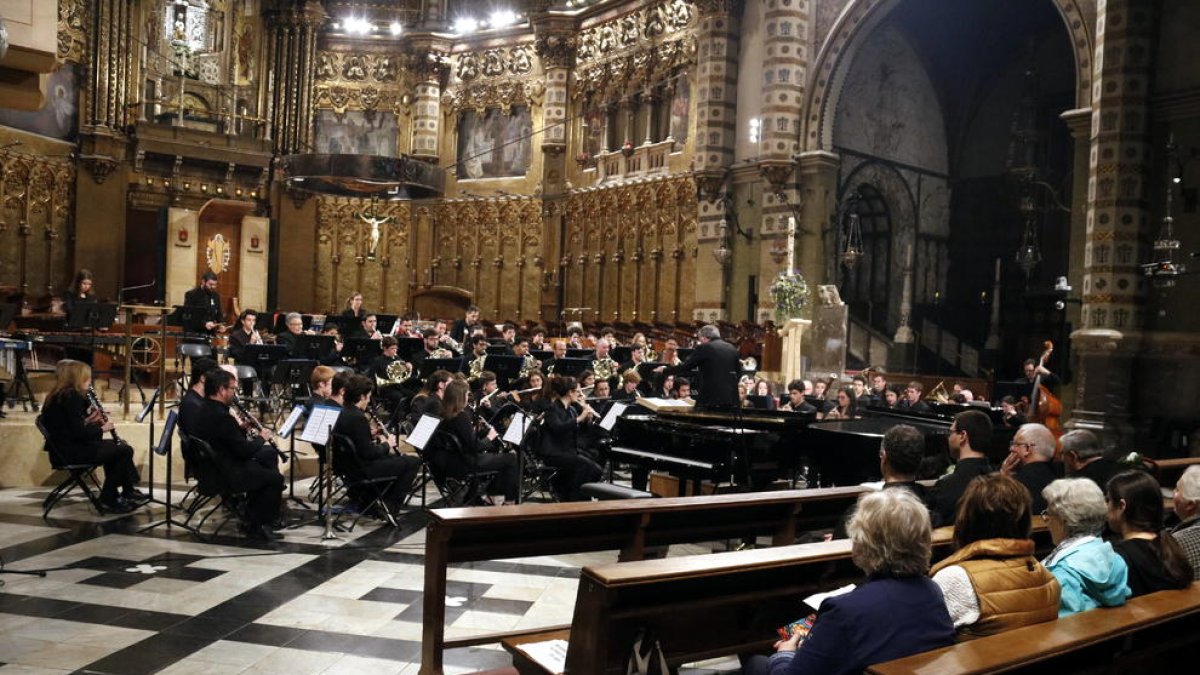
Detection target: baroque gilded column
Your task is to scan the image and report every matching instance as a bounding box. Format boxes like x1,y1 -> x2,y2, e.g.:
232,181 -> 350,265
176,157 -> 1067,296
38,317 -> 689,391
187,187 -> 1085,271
264,0 -> 325,155
692,0 -> 742,321
1070,0 -> 1158,443
407,40 -> 450,164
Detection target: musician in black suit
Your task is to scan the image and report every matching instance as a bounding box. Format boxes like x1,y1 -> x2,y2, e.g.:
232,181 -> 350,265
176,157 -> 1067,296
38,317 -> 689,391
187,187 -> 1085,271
438,379 -> 519,504
450,304 -> 481,346
183,271 -> 223,331
659,325 -> 740,408
190,369 -> 284,539
539,375 -> 602,501
1021,358 -> 1060,391
897,381 -> 932,413
275,312 -> 305,354
331,375 -> 419,512
178,357 -> 218,438
41,360 -> 143,513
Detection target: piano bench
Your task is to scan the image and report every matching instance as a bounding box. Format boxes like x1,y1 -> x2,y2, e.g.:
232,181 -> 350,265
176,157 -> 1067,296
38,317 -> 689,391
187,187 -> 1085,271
581,482 -> 656,501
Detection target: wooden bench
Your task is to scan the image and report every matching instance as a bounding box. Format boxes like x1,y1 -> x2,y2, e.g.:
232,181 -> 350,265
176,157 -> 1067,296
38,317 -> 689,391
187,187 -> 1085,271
419,486 -> 871,674
503,525 -> 1052,675
868,582 -> 1200,674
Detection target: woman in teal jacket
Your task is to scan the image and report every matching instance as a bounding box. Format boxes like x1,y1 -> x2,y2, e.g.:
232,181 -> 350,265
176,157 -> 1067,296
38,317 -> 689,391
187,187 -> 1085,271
1041,478 -> 1131,616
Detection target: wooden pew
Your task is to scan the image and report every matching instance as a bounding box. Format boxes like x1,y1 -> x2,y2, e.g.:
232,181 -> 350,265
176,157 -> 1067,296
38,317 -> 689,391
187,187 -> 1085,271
868,583 -> 1200,674
503,525 -> 1052,675
419,486 -> 870,675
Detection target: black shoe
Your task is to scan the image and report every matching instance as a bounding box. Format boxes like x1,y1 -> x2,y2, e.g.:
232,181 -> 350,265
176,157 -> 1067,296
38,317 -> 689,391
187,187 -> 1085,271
241,523 -> 284,541
123,489 -> 150,505
99,497 -> 136,514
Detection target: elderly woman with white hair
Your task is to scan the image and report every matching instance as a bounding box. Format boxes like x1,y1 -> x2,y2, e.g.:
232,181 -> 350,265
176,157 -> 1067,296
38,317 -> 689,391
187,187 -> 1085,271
1041,478 -> 1131,616
745,489 -> 954,675
1170,465 -> 1200,579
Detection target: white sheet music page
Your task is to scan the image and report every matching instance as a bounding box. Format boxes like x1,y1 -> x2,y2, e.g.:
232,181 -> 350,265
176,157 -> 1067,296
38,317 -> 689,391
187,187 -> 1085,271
599,402 -> 628,431
406,414 -> 441,450
300,405 -> 342,445
503,412 -> 528,445
278,405 -> 306,438
515,639 -> 567,674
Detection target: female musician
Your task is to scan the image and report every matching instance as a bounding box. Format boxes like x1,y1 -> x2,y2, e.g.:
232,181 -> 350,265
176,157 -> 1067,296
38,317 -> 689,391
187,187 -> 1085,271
539,375 -> 603,501
438,379 -> 519,504
883,387 -> 901,409
577,369 -> 596,391
62,269 -> 96,315
592,380 -> 612,400
40,359 -> 143,513
227,309 -> 263,364
332,375 -> 419,514
612,369 -> 642,402
630,332 -> 656,361
408,369 -> 454,422
341,292 -> 366,320
514,370 -> 548,415
656,373 -> 675,400
753,379 -> 777,410
824,386 -> 860,420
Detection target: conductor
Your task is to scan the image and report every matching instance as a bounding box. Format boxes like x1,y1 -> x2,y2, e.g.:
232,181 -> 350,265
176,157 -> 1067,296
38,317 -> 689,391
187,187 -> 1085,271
659,324 -> 740,408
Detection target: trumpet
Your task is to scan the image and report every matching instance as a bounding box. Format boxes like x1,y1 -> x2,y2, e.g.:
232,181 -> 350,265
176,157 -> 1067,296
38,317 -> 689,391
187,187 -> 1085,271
85,384 -> 123,444
231,396 -> 285,460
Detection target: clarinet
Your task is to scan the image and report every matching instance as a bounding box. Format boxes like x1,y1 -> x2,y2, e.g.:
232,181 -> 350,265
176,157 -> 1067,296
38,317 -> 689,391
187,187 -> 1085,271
231,396 -> 286,460
364,407 -> 395,447
85,384 -> 124,444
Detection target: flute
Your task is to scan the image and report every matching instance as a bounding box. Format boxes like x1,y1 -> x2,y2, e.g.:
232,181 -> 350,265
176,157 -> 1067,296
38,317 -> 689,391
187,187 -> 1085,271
85,384 -> 123,444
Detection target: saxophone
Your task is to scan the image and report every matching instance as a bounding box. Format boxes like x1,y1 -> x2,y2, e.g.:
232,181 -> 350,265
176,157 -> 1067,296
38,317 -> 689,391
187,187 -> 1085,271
375,358 -> 412,387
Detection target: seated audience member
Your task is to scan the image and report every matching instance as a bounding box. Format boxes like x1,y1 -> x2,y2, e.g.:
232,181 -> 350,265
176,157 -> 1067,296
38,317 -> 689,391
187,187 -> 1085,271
931,474 -> 1060,637
1060,429 -> 1121,490
929,410 -> 994,525
1001,423 -> 1059,514
743,489 -> 954,675
437,379 -> 519,505
835,424 -> 936,537
1040,478 -> 1130,616
1105,471 -> 1194,596
1171,465 -> 1200,578
331,375 -> 420,513
539,375 -> 603,501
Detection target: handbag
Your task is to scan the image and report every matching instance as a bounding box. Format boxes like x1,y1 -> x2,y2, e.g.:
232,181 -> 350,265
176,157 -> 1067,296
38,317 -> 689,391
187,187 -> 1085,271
625,627 -> 673,675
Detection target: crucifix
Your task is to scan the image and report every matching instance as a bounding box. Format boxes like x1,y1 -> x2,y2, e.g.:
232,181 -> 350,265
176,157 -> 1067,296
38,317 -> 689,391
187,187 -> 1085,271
355,197 -> 392,261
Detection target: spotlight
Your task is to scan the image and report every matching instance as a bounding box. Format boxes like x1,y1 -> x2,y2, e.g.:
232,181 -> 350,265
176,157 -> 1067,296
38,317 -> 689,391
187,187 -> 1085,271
453,17 -> 478,34
389,22 -> 402,36
489,10 -> 518,28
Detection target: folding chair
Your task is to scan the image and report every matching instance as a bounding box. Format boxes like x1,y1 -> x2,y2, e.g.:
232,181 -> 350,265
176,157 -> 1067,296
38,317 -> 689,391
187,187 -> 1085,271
36,416 -> 107,517
177,342 -> 214,397
183,436 -> 250,539
328,432 -> 399,530
422,429 -> 498,507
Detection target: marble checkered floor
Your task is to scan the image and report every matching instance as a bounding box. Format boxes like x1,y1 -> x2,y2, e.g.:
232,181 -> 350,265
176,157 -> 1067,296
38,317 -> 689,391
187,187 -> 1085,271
0,484 -> 740,674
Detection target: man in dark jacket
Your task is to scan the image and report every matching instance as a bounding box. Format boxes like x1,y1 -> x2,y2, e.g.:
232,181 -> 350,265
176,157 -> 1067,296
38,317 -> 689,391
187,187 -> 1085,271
1061,429 -> 1121,490
1001,422 -> 1059,514
183,271 -> 223,332
928,409 -> 994,525
661,325 -> 740,408
191,369 -> 284,539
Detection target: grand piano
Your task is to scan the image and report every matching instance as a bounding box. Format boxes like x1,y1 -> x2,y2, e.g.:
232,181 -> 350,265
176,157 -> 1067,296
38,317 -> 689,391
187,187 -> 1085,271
610,407 -> 815,495
610,402 -> 1016,494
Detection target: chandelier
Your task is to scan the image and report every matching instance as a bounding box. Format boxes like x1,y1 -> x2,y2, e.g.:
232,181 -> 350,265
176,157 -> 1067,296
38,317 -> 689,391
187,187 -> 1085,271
1144,134 -> 1188,288
712,218 -> 733,267
833,191 -> 864,270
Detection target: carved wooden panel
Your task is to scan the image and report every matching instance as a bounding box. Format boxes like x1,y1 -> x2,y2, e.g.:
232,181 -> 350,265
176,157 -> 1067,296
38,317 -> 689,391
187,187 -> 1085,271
314,197 -> 414,315
0,152 -> 73,299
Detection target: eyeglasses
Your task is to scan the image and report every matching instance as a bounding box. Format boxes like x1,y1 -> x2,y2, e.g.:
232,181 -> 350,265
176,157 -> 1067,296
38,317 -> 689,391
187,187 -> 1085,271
1010,441 -> 1034,449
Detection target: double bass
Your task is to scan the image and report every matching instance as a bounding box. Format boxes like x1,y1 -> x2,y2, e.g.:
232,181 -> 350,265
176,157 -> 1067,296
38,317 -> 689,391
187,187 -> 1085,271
1026,341 -> 1063,437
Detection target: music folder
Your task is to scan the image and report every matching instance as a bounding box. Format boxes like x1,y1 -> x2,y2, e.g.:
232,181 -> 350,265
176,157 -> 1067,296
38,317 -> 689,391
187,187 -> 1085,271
155,410 -> 178,456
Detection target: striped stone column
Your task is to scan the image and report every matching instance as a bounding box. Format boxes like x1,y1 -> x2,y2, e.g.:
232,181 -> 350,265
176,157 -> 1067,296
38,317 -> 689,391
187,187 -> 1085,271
407,45 -> 449,163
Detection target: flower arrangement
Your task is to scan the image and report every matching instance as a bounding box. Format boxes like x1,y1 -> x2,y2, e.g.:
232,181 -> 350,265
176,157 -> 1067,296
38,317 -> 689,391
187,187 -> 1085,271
769,270 -> 809,322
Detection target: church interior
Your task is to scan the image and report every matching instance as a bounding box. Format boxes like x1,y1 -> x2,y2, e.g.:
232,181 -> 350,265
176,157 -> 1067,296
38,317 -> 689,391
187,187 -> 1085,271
1,1 -> 1199,673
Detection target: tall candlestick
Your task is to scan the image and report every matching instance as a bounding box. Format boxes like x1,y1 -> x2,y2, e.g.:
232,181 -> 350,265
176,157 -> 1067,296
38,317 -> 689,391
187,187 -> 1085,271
787,216 -> 796,272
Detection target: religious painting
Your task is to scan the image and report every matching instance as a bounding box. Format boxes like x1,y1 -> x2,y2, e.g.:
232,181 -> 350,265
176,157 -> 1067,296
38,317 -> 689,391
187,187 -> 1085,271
0,64 -> 81,141
315,110 -> 398,157
456,106 -> 532,180
669,72 -> 690,144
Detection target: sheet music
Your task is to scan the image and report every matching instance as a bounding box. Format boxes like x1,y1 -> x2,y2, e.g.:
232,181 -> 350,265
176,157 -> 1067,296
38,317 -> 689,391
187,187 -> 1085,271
503,413 -> 529,445
155,411 -> 178,456
599,402 -> 628,431
803,584 -> 856,611
300,405 -> 341,445
515,639 -> 567,674
406,414 -> 441,450
278,405 -> 306,438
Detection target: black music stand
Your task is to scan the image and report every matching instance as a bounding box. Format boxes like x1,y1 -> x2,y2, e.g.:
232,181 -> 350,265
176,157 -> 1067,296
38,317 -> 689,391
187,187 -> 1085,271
484,355 -> 524,390
530,349 -> 552,365
167,305 -> 214,338
610,346 -> 632,365
0,302 -> 17,332
138,410 -> 199,536
420,357 -> 465,378
566,348 -> 595,359
275,404 -> 311,512
678,348 -> 695,362
65,302 -> 118,331
272,359 -> 319,402
375,314 -> 398,335
343,338 -> 382,369
292,335 -> 335,361
548,357 -> 591,378
486,344 -> 511,355
135,386 -> 171,506
394,337 -> 424,361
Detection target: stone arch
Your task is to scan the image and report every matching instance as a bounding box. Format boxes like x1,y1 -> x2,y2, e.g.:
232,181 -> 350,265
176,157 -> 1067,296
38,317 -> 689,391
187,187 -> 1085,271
801,0 -> 1094,153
